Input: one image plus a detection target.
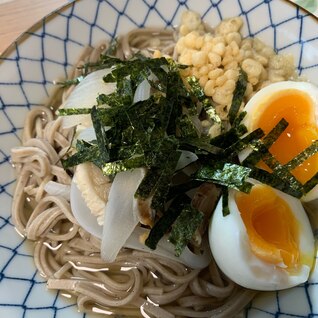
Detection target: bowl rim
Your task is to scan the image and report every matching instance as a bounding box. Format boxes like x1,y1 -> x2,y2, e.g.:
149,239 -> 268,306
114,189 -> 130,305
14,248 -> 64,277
1,1 -> 318,316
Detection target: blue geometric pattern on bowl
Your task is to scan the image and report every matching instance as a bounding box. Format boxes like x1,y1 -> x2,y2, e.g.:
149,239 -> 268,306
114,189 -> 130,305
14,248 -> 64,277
0,0 -> 318,317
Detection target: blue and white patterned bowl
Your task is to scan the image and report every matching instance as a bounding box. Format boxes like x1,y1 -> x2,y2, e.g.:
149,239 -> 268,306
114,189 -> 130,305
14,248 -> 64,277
1,0 -> 318,317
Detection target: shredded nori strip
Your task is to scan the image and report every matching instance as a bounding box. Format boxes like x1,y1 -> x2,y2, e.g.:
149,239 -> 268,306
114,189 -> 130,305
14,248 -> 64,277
187,76 -> 222,125
242,118 -> 289,167
105,37 -> 119,56
179,136 -> 222,156
210,112 -> 248,149
151,151 -> 182,210
284,140 -> 318,171
249,168 -> 303,198
169,205 -> 204,256
187,76 -> 206,101
228,70 -> 248,125
233,111 -> 247,128
90,106 -> 110,163
248,138 -> 304,194
135,138 -> 181,210
167,179 -> 203,201
229,117 -> 303,194
62,140 -> 102,169
177,114 -> 200,138
55,75 -> 85,88
102,154 -> 146,175
57,108 -> 92,116
221,187 -> 230,217
210,126 -> 246,149
145,194 -> 190,250
304,171 -> 318,194
221,128 -> 264,159
195,162 -> 253,193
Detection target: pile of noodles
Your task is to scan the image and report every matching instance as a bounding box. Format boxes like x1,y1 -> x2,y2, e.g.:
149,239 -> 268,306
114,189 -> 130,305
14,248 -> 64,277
11,28 -> 256,318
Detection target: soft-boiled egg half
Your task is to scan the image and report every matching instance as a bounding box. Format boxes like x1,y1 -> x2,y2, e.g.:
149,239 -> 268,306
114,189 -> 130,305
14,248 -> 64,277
209,183 -> 315,291
240,81 -> 318,201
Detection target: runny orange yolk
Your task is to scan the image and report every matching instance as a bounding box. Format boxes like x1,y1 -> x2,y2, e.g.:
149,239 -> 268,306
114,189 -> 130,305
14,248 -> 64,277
253,89 -> 318,184
236,184 -> 300,270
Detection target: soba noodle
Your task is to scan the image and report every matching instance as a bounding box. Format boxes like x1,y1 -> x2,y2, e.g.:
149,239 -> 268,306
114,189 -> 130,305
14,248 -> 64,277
11,26 -> 257,318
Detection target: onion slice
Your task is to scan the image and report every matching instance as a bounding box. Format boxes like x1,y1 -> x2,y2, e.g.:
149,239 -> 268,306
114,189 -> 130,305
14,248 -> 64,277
133,79 -> 151,103
60,68 -> 116,128
75,126 -> 97,142
70,180 -> 102,237
101,168 -> 146,262
175,150 -> 198,171
44,181 -> 71,200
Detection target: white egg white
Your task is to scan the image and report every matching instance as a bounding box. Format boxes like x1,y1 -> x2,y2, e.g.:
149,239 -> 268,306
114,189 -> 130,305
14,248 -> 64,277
209,184 -> 315,291
239,81 -> 318,202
